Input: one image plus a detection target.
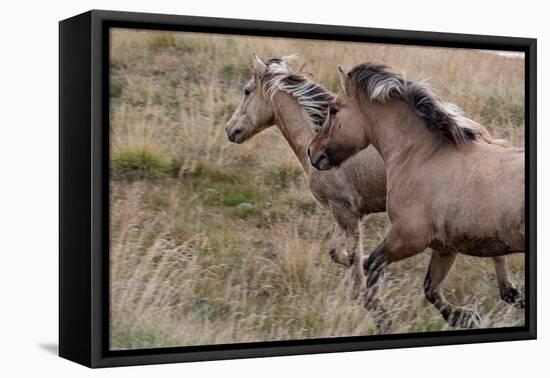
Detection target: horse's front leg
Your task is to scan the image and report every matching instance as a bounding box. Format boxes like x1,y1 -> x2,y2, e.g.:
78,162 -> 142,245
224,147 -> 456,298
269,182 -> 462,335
424,250 -> 482,328
330,208 -> 364,299
363,224 -> 427,333
362,241 -> 391,332
492,256 -> 525,308
344,222 -> 364,300
328,223 -> 351,267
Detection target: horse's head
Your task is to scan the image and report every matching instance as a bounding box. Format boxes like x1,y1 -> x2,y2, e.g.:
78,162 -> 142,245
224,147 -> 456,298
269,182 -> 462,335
225,55 -> 275,144
308,67 -> 369,170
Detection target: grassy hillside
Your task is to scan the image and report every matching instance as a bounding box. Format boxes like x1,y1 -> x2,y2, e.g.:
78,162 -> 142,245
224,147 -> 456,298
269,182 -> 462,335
109,29 -> 525,349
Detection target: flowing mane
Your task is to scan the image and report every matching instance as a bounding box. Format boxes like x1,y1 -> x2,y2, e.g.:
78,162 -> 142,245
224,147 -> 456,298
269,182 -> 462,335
347,63 -> 479,144
263,56 -> 334,131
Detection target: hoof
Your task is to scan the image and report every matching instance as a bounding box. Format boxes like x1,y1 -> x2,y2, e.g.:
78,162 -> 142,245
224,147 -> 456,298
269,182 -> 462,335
501,287 -> 525,308
448,309 -> 482,329
329,247 -> 350,267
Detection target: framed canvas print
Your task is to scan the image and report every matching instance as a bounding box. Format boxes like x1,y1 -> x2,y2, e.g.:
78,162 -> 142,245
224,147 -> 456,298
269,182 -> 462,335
59,10 -> 537,368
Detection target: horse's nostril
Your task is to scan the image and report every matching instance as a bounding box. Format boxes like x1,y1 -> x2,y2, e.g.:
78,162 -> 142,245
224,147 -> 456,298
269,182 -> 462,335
312,152 -> 328,169
307,147 -> 311,159
310,150 -> 333,171
228,128 -> 242,142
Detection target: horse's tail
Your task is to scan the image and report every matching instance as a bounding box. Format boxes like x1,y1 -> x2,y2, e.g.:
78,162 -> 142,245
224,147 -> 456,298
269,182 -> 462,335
463,118 -> 510,147
477,128 -> 509,146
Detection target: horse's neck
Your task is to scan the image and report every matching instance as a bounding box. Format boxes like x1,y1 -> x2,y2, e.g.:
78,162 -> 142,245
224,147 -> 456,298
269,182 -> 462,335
366,100 -> 441,181
271,91 -> 315,176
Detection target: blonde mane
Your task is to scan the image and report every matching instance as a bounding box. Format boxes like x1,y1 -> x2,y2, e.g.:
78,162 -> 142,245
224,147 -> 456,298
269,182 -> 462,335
263,56 -> 334,131
347,63 -> 480,144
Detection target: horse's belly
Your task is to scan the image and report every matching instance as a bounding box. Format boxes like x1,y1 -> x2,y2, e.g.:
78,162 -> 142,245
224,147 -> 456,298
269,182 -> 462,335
433,236 -> 519,257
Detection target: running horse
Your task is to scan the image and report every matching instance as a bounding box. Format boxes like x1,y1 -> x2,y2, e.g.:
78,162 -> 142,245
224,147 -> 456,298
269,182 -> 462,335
307,63 -> 525,330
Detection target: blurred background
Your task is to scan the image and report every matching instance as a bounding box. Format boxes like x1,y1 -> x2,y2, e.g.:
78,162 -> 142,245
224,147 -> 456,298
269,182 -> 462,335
109,28 -> 525,350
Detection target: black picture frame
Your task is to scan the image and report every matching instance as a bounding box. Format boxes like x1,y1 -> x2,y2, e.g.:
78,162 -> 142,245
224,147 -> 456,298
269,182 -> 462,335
59,9 -> 537,368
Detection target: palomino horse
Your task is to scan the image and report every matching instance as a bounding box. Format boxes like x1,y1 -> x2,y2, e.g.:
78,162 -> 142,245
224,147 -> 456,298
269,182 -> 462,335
226,56 -> 524,324
308,63 -> 525,329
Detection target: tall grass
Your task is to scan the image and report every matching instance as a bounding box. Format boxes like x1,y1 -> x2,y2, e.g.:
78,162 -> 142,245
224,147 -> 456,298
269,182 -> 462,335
109,29 -> 525,349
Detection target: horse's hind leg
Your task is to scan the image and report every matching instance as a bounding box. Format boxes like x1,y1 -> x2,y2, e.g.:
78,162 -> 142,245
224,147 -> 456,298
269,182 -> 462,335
424,250 -> 482,328
492,256 -> 525,308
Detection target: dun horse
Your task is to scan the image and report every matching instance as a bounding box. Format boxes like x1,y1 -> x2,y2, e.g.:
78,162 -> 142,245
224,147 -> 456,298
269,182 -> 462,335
226,56 -> 524,325
226,55 -> 385,297
308,63 -> 525,329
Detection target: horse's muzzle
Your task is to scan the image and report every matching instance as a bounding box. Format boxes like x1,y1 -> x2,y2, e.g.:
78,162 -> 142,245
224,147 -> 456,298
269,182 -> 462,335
309,148 -> 332,171
227,128 -> 244,143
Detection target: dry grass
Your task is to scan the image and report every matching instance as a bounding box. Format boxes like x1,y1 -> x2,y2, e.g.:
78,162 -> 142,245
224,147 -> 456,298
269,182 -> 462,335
109,28 -> 525,350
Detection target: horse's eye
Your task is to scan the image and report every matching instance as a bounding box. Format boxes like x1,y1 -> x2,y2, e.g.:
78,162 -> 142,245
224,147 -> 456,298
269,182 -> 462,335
244,88 -> 251,96
329,104 -> 339,115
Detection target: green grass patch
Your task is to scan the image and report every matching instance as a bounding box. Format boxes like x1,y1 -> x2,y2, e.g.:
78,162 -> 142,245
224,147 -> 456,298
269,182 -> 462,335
197,182 -> 260,208
192,162 -> 244,184
222,189 -> 255,207
111,146 -> 176,180
187,163 -> 266,215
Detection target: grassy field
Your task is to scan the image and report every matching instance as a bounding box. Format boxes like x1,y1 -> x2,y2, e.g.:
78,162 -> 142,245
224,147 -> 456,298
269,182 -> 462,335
109,29 -> 525,350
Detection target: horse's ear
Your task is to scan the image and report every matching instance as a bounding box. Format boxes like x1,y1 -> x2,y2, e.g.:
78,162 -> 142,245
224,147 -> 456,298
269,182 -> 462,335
337,66 -> 349,95
252,54 -> 267,78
